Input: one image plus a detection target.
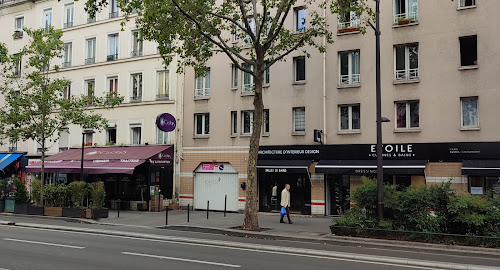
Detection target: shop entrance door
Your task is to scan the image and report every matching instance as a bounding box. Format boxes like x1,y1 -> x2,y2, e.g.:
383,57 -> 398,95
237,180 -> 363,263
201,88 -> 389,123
326,175 -> 350,216
258,173 -> 311,214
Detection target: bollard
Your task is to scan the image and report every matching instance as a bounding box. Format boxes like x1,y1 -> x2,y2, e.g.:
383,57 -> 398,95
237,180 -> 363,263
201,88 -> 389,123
224,194 -> 227,217
117,199 -> 120,217
165,203 -> 169,225
187,204 -> 190,222
207,201 -> 209,219
158,194 -> 161,213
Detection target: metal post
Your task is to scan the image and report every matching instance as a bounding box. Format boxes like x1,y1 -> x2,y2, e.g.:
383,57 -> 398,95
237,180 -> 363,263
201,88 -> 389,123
117,199 -> 120,217
375,0 -> 384,221
224,194 -> 227,217
80,133 -> 85,181
158,190 -> 161,212
165,202 -> 168,225
206,201 -> 209,219
187,204 -> 190,222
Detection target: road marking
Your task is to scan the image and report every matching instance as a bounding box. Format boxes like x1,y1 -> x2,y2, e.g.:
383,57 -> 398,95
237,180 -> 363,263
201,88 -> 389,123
3,238 -> 85,249
122,252 -> 241,268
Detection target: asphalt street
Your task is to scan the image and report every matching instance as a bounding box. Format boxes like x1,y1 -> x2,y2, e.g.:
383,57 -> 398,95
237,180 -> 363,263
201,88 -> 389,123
0,224 -> 470,270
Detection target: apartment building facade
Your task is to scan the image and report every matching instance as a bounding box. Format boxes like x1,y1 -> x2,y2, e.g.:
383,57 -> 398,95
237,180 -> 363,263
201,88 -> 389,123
179,0 -> 500,215
0,0 -> 184,207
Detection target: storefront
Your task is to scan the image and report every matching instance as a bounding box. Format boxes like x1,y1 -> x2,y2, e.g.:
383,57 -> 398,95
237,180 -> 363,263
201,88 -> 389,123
26,145 -> 174,210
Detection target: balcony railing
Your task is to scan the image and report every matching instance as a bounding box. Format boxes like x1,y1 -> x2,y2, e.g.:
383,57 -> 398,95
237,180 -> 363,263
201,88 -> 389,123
13,30 -> 23,39
130,96 -> 142,102
62,61 -> 71,68
339,74 -> 361,85
107,54 -> 118,61
395,68 -> 419,81
156,94 -> 169,101
63,21 -> 73,28
87,17 -> 96,24
394,12 -> 418,25
130,50 -> 143,58
85,58 -> 95,64
242,84 -> 254,94
1,0 -> 25,6
109,12 -> 119,19
8,147 -> 17,152
337,19 -> 360,31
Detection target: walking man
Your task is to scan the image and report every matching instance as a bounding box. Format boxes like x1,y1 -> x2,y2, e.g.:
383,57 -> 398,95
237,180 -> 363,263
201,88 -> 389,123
280,184 -> 293,224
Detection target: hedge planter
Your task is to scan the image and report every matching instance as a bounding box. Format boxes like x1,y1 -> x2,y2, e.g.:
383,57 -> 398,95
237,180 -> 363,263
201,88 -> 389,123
168,204 -> 181,210
0,199 -> 5,213
62,208 -> 84,218
27,206 -> 44,215
44,206 -> 63,217
14,202 -> 28,214
92,208 -> 109,220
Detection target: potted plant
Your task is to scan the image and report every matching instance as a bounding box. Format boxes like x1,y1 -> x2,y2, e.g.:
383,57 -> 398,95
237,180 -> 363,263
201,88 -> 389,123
397,18 -> 411,25
43,184 -> 63,217
0,180 -> 6,212
13,30 -> 23,39
91,181 -> 108,219
63,181 -> 86,218
27,179 -> 44,215
168,199 -> 181,210
13,178 -> 29,214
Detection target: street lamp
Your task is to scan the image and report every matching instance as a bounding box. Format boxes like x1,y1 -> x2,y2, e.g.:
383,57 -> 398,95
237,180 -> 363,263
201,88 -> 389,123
81,129 -> 95,181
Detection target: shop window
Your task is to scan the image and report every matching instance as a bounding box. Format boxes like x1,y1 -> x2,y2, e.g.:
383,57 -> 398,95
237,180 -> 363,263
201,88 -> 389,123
384,175 -> 411,190
459,36 -> 477,67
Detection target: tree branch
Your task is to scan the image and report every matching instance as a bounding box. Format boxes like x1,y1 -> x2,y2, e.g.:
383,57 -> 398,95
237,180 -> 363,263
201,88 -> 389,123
266,31 -> 316,68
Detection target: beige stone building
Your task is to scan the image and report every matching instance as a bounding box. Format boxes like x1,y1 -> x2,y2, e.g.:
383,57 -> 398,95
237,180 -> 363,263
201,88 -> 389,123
180,0 -> 500,215
0,0 -> 183,208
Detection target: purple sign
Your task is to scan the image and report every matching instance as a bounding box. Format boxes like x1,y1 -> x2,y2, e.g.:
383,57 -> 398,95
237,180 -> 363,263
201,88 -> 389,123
156,113 -> 176,132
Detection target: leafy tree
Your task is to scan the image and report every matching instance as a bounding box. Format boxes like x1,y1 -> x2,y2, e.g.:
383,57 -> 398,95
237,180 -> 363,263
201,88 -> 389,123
0,27 -> 123,203
85,0 -> 371,230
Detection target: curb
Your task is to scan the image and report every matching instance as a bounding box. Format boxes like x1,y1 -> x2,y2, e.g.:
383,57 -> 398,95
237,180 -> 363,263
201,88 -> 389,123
1,221 -> 499,270
158,225 -> 500,257
0,213 -> 96,224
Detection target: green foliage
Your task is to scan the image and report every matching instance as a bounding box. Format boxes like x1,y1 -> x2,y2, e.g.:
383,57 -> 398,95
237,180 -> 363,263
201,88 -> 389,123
69,181 -> 88,208
0,180 -> 7,199
43,184 -> 71,207
91,181 -> 106,209
31,179 -> 42,206
13,178 -> 29,204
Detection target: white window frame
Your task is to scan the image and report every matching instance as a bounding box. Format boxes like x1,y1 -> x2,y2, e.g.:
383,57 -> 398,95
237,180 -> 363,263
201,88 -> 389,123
59,130 -> 70,152
264,66 -> 270,86
244,17 -> 256,45
339,104 -> 361,131
63,84 -> 71,100
107,33 -> 119,61
241,110 -> 254,135
156,70 -> 170,100
461,97 -> 479,128
15,16 -> 24,32
131,30 -> 143,57
394,43 -> 419,81
395,101 -> 420,129
107,76 -> 118,97
195,113 -> 210,135
86,1 -> 97,23
242,64 -> 254,94
295,7 -> 306,32
231,111 -> 237,136
195,68 -> 210,98
64,3 -> 74,28
131,73 -> 143,101
106,127 -> 117,145
63,42 -> 72,68
156,126 -> 169,144
293,107 -> 306,132
338,50 -> 361,85
231,64 -> 238,89
84,79 -> 95,105
43,8 -> 53,29
130,124 -> 142,145
293,56 -> 306,82
85,38 -> 96,64
393,0 -> 418,25
109,0 -> 120,18
337,2 -> 360,30
458,0 -> 475,8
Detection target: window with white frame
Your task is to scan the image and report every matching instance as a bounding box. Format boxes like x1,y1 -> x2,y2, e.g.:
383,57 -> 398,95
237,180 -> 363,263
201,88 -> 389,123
43,8 -> 52,30
295,7 -> 306,31
109,0 -> 120,18
84,131 -> 94,145
195,68 -> 210,97
339,104 -> 360,131
13,54 -> 21,76
195,113 -> 210,135
459,36 -> 477,67
231,111 -> 237,135
108,76 -> 118,97
85,79 -> 95,105
394,43 -> 418,81
293,107 -> 305,132
157,126 -> 169,144
157,70 -> 170,100
458,0 -> 475,8
64,3 -> 74,28
242,64 -> 254,93
241,111 -> 254,135
395,101 -> 419,129
63,85 -> 71,100
85,38 -> 96,64
130,124 -> 142,145
107,34 -> 119,61
231,64 -> 238,89
9,140 -> 18,152
338,2 -> 360,31
263,109 -> 270,133
14,16 -> 24,38
339,50 -> 360,85
461,97 -> 478,127
63,42 -> 72,68
59,130 -> 69,152
131,30 -> 143,57
131,73 -> 143,101
264,64 -> 270,85
294,56 -> 306,82
244,17 -> 256,45
86,1 -> 97,23
394,0 -> 418,25
106,127 -> 117,145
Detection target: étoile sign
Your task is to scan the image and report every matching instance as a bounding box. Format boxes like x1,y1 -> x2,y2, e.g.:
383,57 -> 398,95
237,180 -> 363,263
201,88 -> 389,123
369,144 -> 415,158
156,113 -> 176,132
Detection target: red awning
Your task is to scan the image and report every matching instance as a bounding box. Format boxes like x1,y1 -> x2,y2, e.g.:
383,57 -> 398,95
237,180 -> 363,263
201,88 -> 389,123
26,145 -> 173,174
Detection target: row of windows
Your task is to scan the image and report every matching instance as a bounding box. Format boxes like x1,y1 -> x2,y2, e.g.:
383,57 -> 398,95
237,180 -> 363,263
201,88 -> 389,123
194,97 -> 479,136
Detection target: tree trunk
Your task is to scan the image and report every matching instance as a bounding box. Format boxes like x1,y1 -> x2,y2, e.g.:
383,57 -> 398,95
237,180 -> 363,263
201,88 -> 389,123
243,60 -> 265,231
40,139 -> 45,205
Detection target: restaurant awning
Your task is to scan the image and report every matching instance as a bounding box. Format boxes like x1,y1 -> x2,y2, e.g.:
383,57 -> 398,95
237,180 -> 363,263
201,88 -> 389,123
315,160 -> 427,175
0,153 -> 22,171
462,160 -> 500,176
26,145 -> 173,174
256,160 -> 312,174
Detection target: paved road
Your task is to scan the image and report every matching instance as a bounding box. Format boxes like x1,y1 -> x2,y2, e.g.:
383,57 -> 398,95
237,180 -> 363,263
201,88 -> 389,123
0,224 -> 490,270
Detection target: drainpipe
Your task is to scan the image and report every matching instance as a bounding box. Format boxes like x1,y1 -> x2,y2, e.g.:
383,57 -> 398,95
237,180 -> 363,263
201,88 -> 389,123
322,5 -> 327,145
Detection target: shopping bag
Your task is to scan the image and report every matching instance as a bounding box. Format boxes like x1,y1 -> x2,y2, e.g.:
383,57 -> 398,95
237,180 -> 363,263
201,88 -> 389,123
280,206 -> 287,217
